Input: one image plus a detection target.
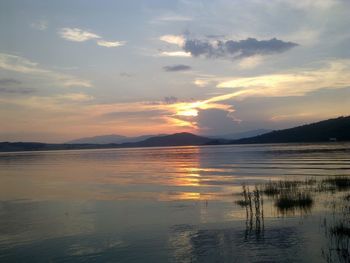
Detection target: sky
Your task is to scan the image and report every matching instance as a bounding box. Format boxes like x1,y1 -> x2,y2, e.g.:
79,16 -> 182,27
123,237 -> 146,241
0,0 -> 349,142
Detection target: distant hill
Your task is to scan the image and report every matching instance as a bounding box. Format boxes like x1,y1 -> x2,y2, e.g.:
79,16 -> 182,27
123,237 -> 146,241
234,116 -> 350,144
211,129 -> 271,140
67,134 -> 166,144
119,132 -> 216,147
1,116 -> 349,152
0,133 -> 218,152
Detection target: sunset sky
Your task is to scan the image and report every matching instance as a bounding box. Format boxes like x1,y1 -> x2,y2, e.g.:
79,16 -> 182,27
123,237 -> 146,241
1,0 -> 350,142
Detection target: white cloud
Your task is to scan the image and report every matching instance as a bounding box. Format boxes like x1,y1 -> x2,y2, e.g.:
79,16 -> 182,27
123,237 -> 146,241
0,53 -> 92,88
160,51 -> 191,57
160,35 -> 185,47
58,27 -> 125,48
30,20 -> 48,31
97,40 -> 126,48
59,28 -> 100,42
194,79 -> 211,87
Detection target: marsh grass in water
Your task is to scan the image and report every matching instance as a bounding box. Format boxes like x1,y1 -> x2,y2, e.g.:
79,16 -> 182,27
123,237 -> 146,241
258,178 -> 315,213
322,177 -> 350,191
322,195 -> 350,263
331,223 -> 350,238
262,178 -> 316,197
275,192 -> 313,211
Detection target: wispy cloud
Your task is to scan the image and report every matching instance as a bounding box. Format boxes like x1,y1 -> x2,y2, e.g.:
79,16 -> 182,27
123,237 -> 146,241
216,60 -> 350,97
0,78 -> 21,85
163,64 -> 191,72
0,53 -> 92,88
59,28 -> 100,42
151,14 -> 192,24
96,40 -> 125,47
58,27 -> 125,48
30,20 -> 48,31
159,51 -> 191,57
0,87 -> 35,95
57,93 -> 94,102
193,79 -> 209,87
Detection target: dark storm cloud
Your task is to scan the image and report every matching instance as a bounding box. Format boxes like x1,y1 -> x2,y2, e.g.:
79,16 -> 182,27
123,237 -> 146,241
183,37 -> 298,59
0,87 -> 35,94
163,64 -> 192,72
0,78 -> 22,85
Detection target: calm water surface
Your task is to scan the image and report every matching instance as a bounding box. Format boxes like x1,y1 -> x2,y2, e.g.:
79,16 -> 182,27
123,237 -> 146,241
0,143 -> 349,262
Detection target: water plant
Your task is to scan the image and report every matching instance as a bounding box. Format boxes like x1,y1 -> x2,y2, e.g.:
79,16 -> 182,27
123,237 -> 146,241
275,192 -> 313,211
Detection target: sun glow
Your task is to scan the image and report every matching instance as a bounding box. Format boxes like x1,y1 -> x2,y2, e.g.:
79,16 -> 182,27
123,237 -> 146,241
177,109 -> 198,117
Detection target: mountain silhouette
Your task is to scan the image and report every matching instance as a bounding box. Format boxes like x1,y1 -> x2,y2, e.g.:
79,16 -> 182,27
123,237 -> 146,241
233,116 -> 350,144
1,116 -> 349,152
67,134 -> 166,144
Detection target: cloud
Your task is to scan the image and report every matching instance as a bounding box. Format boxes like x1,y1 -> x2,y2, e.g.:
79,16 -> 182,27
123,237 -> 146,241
193,78 -> 212,87
160,35 -> 185,46
183,37 -> 298,59
0,53 -> 92,88
195,109 -> 240,135
216,60 -> 350,97
163,64 -> 191,72
206,34 -> 226,39
155,14 -> 193,22
150,14 -> 193,25
59,27 -> 125,48
100,109 -> 167,120
97,40 -> 125,48
0,78 -> 21,85
144,96 -> 179,105
59,28 -> 100,42
57,93 -> 94,102
30,20 -> 48,31
163,96 -> 178,104
0,87 -> 35,94
159,34 -> 298,60
159,51 -> 191,57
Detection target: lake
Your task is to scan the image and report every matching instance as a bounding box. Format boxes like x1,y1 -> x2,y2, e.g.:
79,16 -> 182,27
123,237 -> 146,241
0,143 -> 349,262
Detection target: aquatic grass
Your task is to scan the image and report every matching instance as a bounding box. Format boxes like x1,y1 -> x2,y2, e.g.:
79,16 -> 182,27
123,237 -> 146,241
323,176 -> 350,191
344,194 -> 350,201
275,192 -> 313,211
262,179 -> 315,197
236,185 -> 265,238
235,200 -> 249,207
331,223 -> 350,237
263,182 -> 280,196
